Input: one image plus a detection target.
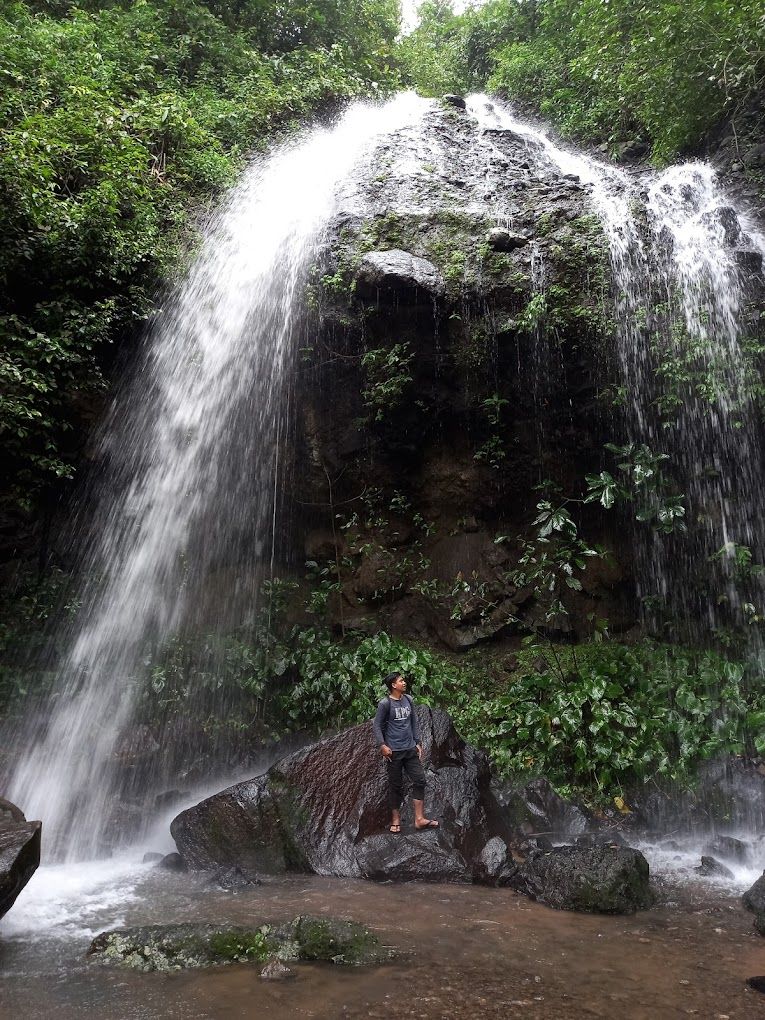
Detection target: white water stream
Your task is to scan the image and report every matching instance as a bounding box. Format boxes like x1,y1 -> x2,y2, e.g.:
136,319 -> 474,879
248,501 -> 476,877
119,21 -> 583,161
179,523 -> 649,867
7,93 -> 431,862
467,94 -> 765,640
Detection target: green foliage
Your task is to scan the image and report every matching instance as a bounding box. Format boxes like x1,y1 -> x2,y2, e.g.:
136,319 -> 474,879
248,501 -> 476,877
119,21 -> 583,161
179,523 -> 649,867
585,442 -> 686,533
251,613 -> 764,793
360,342 -> 414,422
275,629 -> 456,730
0,566 -> 74,712
397,0 -> 472,96
0,0 -> 400,513
473,393 -> 509,469
207,929 -> 271,963
482,640 -> 758,790
408,0 -> 765,163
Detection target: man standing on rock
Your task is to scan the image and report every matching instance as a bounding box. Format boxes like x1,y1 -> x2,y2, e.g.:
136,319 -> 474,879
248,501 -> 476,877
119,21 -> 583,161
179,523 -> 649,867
373,672 -> 439,834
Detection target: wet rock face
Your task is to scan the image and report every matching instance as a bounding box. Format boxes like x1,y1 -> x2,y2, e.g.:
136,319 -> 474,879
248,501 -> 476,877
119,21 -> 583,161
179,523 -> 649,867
632,756 -> 765,833
294,100 -> 630,651
354,250 -> 445,300
87,916 -> 389,972
493,776 -> 591,838
696,855 -> 734,879
513,845 -> 652,914
742,872 -> 765,913
0,800 -> 41,921
171,708 -> 513,884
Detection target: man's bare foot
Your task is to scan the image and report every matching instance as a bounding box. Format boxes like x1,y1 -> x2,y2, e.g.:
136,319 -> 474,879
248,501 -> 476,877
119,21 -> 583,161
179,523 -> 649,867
389,823 -> 401,833
414,819 -> 439,830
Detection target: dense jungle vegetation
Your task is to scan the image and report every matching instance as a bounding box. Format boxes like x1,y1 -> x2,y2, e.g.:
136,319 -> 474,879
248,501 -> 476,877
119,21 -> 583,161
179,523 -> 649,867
2,0 -> 765,800
401,0 -> 765,162
0,0 -> 399,515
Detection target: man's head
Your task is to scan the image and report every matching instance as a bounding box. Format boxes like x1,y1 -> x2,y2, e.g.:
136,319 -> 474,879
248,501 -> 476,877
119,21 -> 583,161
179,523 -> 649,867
384,671 -> 406,694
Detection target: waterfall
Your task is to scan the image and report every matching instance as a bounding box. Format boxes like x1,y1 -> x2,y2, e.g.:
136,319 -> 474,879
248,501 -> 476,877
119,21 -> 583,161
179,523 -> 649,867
8,89 -> 765,862
8,93 -> 430,861
467,95 -> 765,646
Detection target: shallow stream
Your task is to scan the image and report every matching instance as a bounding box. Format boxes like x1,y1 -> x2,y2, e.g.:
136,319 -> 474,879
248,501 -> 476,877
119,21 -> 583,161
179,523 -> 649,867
2,846 -> 764,1019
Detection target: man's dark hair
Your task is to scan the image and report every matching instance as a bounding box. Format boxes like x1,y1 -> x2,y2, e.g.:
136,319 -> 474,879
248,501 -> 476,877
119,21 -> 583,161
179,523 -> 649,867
383,671 -> 402,692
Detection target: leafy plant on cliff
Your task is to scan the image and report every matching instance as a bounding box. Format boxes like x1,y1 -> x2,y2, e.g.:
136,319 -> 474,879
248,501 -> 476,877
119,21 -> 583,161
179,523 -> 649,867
360,342 -> 414,423
585,442 -> 686,534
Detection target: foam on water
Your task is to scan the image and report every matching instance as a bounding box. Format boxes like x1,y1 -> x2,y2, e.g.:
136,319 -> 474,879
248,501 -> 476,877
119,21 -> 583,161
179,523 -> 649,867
637,835 -> 765,893
0,854 -> 145,940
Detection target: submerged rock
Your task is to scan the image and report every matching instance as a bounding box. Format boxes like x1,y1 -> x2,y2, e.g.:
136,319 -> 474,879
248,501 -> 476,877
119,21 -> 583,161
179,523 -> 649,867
156,852 -> 187,872
261,958 -> 294,980
87,915 -> 388,972
0,801 -> 41,921
206,865 -> 261,890
171,708 -> 513,884
513,845 -> 652,914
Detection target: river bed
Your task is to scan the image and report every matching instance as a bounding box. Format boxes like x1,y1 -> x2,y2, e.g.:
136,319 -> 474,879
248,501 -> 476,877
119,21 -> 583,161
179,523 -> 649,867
1,848 -> 764,1019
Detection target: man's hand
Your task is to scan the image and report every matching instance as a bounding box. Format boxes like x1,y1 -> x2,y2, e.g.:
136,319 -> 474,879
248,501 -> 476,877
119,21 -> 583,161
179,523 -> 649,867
381,744 -> 392,759
416,743 -> 423,760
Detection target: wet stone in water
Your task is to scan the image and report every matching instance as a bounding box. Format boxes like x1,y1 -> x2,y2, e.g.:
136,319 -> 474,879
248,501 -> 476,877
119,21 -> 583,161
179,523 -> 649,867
695,856 -> 734,879
261,958 -> 295,980
87,916 -> 392,972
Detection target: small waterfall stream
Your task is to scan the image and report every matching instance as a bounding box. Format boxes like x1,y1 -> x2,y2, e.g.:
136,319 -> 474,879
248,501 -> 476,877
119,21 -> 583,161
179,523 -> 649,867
7,93 -> 430,861
467,95 -> 765,648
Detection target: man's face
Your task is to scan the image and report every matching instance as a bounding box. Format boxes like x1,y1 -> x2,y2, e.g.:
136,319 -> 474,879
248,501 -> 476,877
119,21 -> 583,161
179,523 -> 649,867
391,674 -> 406,693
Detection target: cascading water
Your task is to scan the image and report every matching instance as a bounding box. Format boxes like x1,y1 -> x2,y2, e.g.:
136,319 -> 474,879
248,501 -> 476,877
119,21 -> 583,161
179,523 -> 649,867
7,93 -> 430,861
5,88 -> 764,880
466,95 -> 765,648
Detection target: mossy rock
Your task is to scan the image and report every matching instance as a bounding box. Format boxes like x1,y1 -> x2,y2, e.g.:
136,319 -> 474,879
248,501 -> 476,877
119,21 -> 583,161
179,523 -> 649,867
289,915 -> 390,965
88,917 -> 390,971
87,924 -> 276,972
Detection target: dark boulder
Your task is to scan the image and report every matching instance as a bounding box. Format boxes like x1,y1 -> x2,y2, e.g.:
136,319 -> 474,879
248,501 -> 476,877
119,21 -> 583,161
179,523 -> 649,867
0,797 -> 25,823
493,776 -> 590,837
442,94 -> 467,110
171,708 -> 512,884
754,913 -> 765,937
473,835 -> 518,886
206,866 -> 261,891
513,845 -> 652,914
354,829 -> 469,882
743,872 -> 765,913
354,250 -> 445,300
487,227 -> 529,252
696,856 -> 734,879
576,830 -> 628,849
703,834 -> 750,863
0,800 -> 41,921
156,852 -> 187,872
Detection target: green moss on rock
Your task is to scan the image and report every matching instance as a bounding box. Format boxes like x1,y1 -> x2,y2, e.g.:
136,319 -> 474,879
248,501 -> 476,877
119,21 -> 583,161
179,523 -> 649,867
88,916 -> 391,971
